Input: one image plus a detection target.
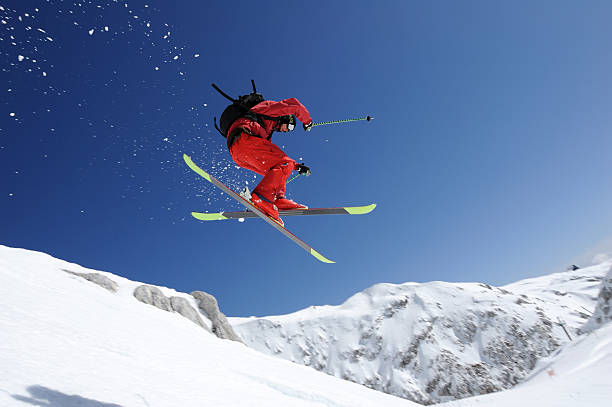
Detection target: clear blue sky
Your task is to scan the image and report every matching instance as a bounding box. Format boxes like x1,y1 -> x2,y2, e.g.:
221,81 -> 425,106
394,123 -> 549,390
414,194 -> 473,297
2,0 -> 612,316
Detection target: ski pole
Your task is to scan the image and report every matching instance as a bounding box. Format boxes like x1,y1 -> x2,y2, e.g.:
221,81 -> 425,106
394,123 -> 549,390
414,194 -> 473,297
310,115 -> 374,129
287,172 -> 307,184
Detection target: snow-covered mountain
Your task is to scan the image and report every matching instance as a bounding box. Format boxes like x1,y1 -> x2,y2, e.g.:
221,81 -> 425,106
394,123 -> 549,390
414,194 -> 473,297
444,266 -> 612,407
579,265 -> 612,333
0,245 -> 413,407
442,322 -> 612,407
231,262 -> 610,404
1,244 -> 610,406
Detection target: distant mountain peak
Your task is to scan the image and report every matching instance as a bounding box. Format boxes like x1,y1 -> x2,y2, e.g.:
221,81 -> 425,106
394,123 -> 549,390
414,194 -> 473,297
231,262 -> 610,404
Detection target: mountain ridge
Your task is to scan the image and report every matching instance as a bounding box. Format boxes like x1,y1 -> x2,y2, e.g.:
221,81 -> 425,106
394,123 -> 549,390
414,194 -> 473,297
230,261 -> 610,404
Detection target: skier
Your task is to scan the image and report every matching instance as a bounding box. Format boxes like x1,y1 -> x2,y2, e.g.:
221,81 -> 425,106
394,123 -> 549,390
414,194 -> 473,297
225,98 -> 314,226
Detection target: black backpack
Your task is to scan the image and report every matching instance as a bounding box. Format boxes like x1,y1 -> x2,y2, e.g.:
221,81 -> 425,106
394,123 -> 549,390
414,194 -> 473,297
213,80 -> 275,138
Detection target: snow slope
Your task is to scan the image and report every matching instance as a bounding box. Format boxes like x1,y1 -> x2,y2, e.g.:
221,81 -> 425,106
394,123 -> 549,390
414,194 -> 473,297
231,262 -> 610,404
2,244 -> 610,407
442,323 -> 612,407
0,245 -> 414,407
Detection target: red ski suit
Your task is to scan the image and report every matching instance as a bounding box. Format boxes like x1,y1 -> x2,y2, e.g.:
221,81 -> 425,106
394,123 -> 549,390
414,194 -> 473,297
227,98 -> 312,203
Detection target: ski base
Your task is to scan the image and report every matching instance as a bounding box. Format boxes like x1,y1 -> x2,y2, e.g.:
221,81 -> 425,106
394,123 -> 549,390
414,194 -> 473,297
191,204 -> 376,221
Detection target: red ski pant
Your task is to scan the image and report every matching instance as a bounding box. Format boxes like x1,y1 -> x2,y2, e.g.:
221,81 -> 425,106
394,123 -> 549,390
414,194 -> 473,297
229,132 -> 296,203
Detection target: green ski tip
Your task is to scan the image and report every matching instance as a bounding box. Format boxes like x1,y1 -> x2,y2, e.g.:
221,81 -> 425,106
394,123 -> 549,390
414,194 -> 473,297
345,203 -> 377,215
183,154 -> 211,182
192,212 -> 228,221
311,249 -> 335,263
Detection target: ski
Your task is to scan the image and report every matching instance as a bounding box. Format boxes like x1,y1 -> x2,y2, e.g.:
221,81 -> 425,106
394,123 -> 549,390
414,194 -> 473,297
183,154 -> 335,263
191,204 -> 376,221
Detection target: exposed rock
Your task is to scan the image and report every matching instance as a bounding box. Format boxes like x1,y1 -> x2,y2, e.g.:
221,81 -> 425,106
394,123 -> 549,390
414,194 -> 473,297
63,270 -> 118,292
133,285 -> 172,311
132,285 -> 242,341
191,291 -> 242,343
170,296 -> 209,331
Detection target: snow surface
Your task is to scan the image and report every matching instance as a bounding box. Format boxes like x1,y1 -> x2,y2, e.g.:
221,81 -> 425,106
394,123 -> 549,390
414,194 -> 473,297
0,245 -> 413,407
442,323 -> 612,407
1,244 -> 611,406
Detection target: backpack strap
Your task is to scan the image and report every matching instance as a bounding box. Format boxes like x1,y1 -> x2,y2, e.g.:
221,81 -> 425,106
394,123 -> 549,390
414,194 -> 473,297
213,117 -> 224,136
211,83 -> 236,103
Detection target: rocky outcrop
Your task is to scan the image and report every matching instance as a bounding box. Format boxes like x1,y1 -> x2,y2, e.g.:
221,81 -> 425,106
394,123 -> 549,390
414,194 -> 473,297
64,270 -> 118,292
134,285 -> 172,311
169,296 -> 208,330
131,286 -> 242,342
133,285 -> 209,332
191,291 -> 242,342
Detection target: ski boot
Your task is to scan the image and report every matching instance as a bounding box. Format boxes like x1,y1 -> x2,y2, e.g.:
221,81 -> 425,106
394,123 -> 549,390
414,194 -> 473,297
275,196 -> 308,210
250,192 -> 284,226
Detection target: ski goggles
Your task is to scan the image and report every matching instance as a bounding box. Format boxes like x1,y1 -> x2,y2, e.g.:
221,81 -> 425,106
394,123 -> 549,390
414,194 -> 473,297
281,115 -> 297,131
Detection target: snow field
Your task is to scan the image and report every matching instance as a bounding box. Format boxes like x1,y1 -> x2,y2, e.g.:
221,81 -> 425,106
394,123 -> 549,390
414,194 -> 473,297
0,245 -> 414,407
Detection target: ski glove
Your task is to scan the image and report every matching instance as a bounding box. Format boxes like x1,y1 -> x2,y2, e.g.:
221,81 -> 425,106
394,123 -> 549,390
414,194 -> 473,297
296,163 -> 311,176
303,121 -> 314,132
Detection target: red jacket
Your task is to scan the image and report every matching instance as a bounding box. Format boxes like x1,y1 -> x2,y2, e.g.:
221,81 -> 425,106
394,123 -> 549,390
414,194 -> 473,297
227,98 -> 312,141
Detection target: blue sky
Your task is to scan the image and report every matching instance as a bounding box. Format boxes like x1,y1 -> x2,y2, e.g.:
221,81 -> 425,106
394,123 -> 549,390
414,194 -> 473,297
2,0 -> 612,316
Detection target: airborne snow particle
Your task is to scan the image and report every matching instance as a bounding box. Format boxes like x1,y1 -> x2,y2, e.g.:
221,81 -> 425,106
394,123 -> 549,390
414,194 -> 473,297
89,29 -> 94,35
173,55 -> 179,60
18,55 -> 24,62
194,54 -> 200,58
9,112 -> 15,117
